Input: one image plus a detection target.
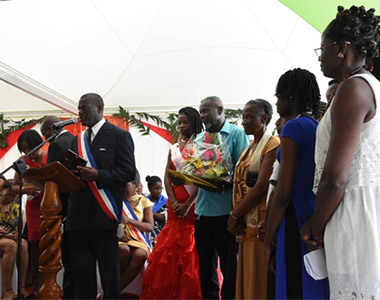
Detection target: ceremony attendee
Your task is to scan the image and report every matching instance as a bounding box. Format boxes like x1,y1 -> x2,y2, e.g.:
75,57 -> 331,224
195,96 -> 249,299
141,107 -> 203,299
13,129 -> 47,297
302,6 -> 380,298
40,115 -> 75,298
66,93 -> 136,299
227,99 -> 279,299
145,175 -> 167,242
119,174 -> 153,291
0,180 -> 29,300
264,68 -> 329,299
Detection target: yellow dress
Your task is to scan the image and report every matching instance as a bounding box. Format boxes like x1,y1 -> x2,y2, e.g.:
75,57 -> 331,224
233,136 -> 279,299
119,194 -> 153,255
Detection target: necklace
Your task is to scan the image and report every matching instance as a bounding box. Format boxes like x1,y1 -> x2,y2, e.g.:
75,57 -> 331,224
345,65 -> 366,79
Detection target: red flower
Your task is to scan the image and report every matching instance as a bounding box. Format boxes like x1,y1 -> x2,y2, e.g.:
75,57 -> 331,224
203,132 -> 213,144
202,149 -> 214,160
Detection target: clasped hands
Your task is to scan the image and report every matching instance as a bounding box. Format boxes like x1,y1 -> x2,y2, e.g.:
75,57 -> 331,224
172,201 -> 190,219
227,214 -> 246,236
300,218 -> 324,251
0,227 -> 17,241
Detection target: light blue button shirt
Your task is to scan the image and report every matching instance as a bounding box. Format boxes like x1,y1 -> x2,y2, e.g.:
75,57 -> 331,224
195,121 -> 249,217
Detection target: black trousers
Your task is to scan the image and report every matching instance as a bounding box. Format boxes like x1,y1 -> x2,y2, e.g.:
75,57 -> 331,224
195,215 -> 237,300
68,229 -> 120,299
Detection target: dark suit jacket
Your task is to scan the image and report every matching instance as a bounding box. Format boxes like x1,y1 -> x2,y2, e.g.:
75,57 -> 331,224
46,131 -> 75,218
66,121 -> 136,230
47,131 -> 75,165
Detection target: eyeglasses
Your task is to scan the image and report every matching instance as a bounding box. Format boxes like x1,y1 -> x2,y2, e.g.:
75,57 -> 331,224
314,42 -> 337,57
314,41 -> 351,57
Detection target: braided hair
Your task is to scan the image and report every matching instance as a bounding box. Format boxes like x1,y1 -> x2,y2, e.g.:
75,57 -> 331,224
246,99 -> 273,125
178,107 -> 203,137
326,5 -> 380,59
276,68 -> 321,118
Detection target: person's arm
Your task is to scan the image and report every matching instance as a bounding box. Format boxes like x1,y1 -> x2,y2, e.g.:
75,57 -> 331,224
264,137 -> 298,266
124,206 -> 154,232
12,171 -> 39,196
302,77 -> 375,244
153,212 -> 166,223
173,188 -> 198,218
164,150 -> 178,207
227,149 -> 277,233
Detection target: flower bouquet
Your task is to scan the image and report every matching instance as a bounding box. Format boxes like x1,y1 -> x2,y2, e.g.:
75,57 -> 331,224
168,132 -> 233,192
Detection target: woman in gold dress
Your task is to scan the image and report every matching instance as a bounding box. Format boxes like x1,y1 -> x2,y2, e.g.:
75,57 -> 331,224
227,99 -> 279,299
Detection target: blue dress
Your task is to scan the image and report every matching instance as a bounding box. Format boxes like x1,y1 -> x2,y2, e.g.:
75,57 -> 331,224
275,116 -> 329,299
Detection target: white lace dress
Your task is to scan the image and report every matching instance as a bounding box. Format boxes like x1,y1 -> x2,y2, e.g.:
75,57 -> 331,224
314,73 -> 380,300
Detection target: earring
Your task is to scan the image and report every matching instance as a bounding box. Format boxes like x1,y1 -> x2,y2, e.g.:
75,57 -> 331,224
338,53 -> 344,58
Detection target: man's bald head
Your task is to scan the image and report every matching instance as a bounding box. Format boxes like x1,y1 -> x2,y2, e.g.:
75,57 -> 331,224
41,115 -> 61,139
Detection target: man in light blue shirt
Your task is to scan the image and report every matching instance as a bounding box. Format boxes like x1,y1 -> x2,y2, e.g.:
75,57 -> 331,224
195,96 -> 249,299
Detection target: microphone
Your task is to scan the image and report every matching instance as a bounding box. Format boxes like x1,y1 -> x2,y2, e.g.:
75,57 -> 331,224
51,118 -> 78,129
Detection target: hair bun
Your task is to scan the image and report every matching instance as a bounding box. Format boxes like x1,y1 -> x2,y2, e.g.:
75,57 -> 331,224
145,175 -> 151,182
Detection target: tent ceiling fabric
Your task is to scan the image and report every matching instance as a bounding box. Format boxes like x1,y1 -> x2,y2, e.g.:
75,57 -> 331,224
0,0 -> 327,118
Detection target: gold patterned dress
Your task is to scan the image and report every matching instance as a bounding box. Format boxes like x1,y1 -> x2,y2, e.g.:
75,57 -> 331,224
233,133 -> 279,299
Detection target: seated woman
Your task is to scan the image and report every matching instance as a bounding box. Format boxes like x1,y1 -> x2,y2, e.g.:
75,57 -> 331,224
119,174 -> 153,291
0,180 -> 29,300
145,175 -> 168,243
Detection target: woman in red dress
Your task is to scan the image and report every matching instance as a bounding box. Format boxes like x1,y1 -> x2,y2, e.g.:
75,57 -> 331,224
141,107 -> 203,299
13,129 -> 47,296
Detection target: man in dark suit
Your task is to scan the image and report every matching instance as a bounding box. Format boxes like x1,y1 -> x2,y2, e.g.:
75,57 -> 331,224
66,93 -> 136,299
41,115 -> 75,299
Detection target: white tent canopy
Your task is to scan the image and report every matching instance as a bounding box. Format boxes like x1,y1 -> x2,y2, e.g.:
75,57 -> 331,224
0,0 -> 328,188
0,0 -> 327,118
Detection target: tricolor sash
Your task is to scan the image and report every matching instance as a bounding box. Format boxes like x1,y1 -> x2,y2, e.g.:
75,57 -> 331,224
122,200 -> 152,253
77,131 -> 120,222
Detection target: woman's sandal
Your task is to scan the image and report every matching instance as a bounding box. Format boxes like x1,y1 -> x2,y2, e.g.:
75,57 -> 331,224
1,288 -> 17,300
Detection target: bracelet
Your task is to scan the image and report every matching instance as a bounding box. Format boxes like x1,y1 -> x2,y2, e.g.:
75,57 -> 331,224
230,211 -> 238,220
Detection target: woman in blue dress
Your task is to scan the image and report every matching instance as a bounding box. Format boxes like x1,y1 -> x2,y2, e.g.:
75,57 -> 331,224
264,68 -> 329,299
145,175 -> 168,242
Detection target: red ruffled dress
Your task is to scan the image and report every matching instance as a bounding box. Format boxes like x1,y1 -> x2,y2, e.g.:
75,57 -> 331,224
141,162 -> 201,299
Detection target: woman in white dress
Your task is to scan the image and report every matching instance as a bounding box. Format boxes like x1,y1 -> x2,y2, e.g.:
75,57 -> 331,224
301,5 -> 380,299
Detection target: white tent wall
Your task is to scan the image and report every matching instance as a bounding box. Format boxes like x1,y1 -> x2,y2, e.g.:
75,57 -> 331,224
128,126 -> 171,196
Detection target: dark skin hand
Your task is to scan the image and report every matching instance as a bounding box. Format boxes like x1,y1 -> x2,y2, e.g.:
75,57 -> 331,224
227,214 -> 246,236
257,220 -> 265,243
77,166 -> 98,181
